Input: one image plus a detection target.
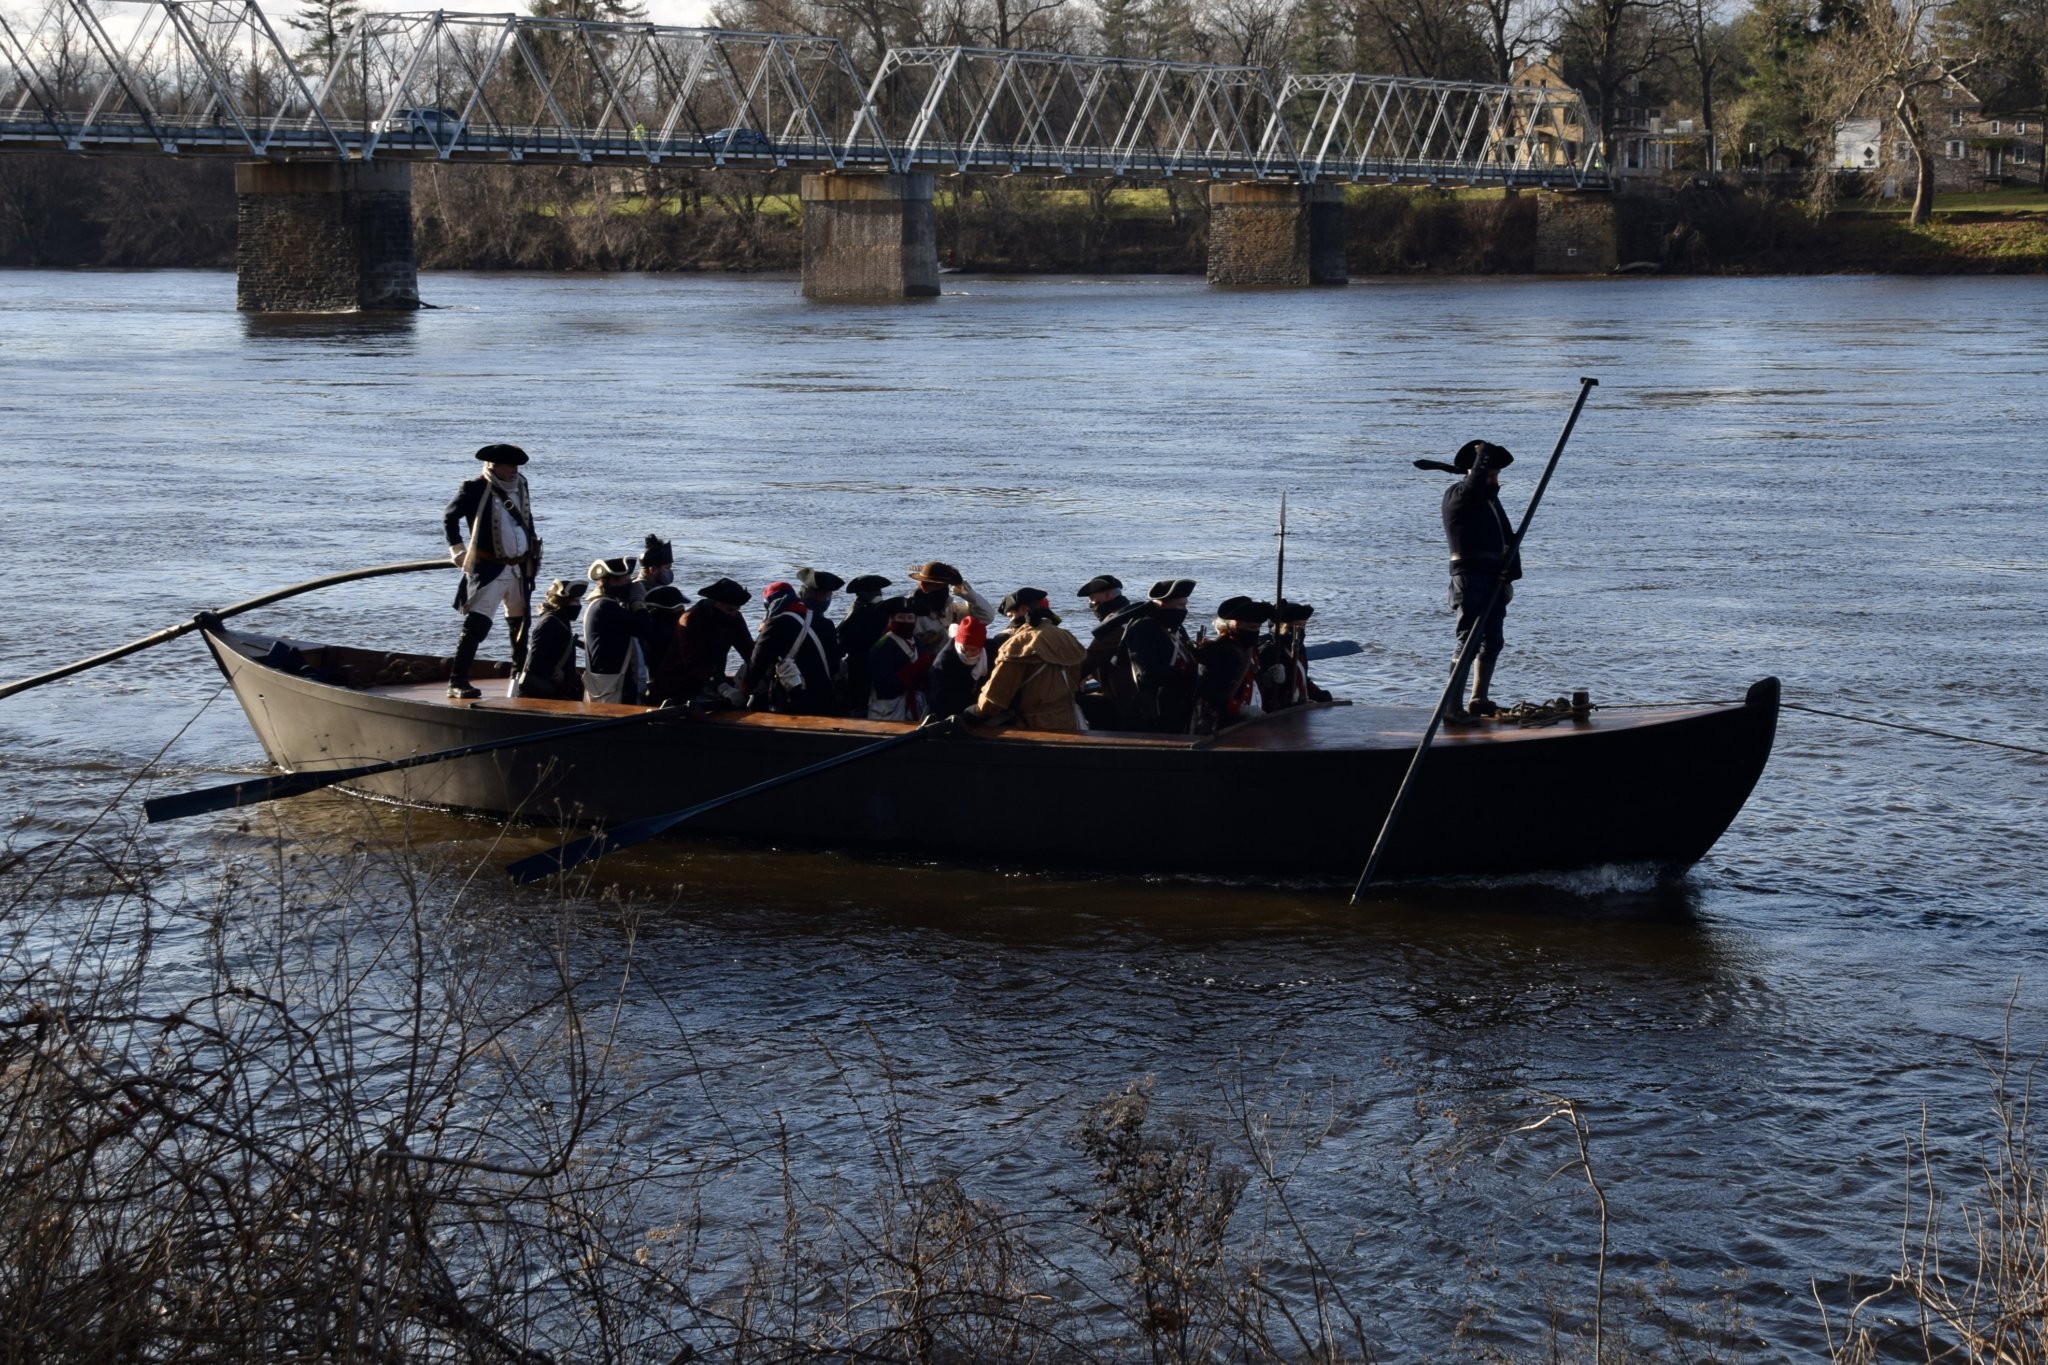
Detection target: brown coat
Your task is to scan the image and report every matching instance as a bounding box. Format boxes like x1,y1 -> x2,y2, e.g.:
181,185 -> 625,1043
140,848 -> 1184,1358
969,620 -> 1088,731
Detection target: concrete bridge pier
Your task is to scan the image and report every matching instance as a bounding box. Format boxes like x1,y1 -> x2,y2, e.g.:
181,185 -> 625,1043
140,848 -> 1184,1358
1533,192 -> 1618,273
235,162 -> 419,313
1205,181 -> 1347,287
800,172 -> 939,301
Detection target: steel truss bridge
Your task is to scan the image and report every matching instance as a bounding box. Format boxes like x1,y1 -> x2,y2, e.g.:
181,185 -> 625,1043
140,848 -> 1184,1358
0,0 -> 1607,188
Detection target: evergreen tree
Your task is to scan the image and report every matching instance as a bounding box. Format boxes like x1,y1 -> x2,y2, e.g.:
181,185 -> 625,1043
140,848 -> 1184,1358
286,0 -> 362,75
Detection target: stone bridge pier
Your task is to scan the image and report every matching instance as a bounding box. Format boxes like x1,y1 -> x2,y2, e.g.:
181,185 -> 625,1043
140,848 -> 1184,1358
1205,181 -> 1347,287
800,172 -> 939,301
235,162 -> 419,313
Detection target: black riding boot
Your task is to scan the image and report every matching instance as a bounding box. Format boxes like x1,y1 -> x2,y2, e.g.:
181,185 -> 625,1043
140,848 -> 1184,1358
1445,650 -> 1477,725
507,615 -> 531,680
450,611 -> 492,699
1468,653 -> 1499,718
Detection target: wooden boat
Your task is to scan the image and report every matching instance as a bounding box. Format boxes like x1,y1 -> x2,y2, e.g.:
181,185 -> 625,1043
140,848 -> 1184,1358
200,620 -> 1779,883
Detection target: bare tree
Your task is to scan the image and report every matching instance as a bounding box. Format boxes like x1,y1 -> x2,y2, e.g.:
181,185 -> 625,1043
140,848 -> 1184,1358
1555,0 -> 1670,167
1469,0 -> 1547,83
1808,0 -> 1977,221
1670,0 -> 1736,168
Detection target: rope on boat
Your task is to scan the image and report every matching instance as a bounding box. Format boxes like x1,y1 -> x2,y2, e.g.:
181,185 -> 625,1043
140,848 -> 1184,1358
1602,698 -> 2048,760
1779,701 -> 2048,760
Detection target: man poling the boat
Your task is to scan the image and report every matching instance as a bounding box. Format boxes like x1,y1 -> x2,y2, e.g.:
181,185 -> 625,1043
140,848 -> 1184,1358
1419,439 -> 1520,724
443,442 -> 542,701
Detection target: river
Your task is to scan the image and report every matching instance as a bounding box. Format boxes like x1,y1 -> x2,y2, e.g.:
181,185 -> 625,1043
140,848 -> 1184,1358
2,267 -> 2044,1359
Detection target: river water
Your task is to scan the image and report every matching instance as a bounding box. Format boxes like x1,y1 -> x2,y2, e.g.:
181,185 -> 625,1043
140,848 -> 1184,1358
2,268 -> 2045,1358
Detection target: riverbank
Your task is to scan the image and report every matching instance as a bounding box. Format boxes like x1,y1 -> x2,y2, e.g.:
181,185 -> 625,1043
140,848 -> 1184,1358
4,153 -> 2046,275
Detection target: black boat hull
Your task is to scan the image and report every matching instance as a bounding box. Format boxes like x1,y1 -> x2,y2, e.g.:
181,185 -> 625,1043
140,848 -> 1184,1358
202,624 -> 1778,883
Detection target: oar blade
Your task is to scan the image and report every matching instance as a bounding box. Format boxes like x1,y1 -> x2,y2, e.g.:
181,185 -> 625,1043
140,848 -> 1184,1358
144,767 -> 354,824
1302,639 -> 1363,662
507,831 -> 617,885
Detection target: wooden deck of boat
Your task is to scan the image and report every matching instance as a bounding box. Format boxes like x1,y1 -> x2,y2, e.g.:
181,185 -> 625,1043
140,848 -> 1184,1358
363,678 -> 1724,752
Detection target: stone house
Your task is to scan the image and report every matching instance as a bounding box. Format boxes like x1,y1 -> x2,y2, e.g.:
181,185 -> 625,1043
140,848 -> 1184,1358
1836,78 -> 2044,191
1929,79 -> 2042,189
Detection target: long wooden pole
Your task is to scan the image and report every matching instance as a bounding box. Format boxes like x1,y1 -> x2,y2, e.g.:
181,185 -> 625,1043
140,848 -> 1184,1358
1349,377 -> 1599,903
143,706 -> 677,824
506,717 -> 960,885
0,559 -> 452,702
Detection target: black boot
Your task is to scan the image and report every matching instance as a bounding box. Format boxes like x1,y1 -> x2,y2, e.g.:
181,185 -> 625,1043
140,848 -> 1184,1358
449,611 -> 491,699
1444,650 -> 1477,725
507,615 -> 531,681
1468,654 -> 1499,718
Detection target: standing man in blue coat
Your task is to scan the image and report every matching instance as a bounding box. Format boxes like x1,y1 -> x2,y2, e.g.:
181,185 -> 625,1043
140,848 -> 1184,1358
1436,439 -> 1520,722
442,443 -> 541,700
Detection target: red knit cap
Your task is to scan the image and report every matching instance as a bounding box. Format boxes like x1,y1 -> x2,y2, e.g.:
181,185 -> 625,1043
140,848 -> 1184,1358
952,617 -> 987,651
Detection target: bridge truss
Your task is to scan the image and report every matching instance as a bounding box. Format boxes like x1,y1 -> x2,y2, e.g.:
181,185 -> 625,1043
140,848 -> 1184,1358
1275,73 -> 1601,187
0,0 -> 1607,185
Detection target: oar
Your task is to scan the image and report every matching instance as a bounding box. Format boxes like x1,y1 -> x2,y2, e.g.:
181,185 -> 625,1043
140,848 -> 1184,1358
1303,639 -> 1362,662
1349,376 -> 1599,903
144,706 -> 677,824
506,716 -> 960,885
0,559 -> 453,702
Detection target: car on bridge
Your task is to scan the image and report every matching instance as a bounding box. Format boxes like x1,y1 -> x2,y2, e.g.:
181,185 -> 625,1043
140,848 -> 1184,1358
701,127 -> 776,157
382,107 -> 463,143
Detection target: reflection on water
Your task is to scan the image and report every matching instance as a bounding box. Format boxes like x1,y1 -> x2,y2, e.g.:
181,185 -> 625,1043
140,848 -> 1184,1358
3,269 -> 2047,1357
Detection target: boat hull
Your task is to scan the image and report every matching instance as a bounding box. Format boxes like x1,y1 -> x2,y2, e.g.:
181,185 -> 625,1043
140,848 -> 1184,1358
202,625 -> 1778,884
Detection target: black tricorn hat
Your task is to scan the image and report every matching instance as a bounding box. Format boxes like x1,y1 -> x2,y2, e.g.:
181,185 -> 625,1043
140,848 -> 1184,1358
1214,595 -> 1274,624
1148,578 -> 1198,602
697,577 -> 750,606
1076,574 -> 1124,597
642,534 -> 674,567
875,595 -> 917,616
474,442 -> 529,465
1273,599 -> 1315,624
797,567 -> 845,593
999,587 -> 1049,615
846,574 -> 892,598
1456,440 -> 1512,472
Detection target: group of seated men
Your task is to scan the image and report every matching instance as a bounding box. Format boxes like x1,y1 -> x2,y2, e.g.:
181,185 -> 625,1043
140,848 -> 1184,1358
509,535 -> 1331,735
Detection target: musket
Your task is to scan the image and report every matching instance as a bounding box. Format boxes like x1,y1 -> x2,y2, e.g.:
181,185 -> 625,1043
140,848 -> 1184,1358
1274,491 -> 1288,607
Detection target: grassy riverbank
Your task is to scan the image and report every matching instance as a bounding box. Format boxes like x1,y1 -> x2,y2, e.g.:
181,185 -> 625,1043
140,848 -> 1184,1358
3,817 -> 2043,1362
5,152 -> 2047,274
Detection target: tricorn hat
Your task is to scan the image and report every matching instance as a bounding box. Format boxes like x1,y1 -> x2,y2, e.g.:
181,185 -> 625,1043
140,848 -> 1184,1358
1076,574 -> 1124,597
797,567 -> 845,594
542,578 -> 588,610
999,587 -> 1049,616
846,573 -> 892,598
474,442 -> 529,465
1273,599 -> 1315,624
1148,578 -> 1198,602
1455,440 -> 1513,472
641,534 -> 674,567
876,595 -> 917,616
1214,595 -> 1274,624
588,556 -> 635,581
907,560 -> 964,587
697,577 -> 750,606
